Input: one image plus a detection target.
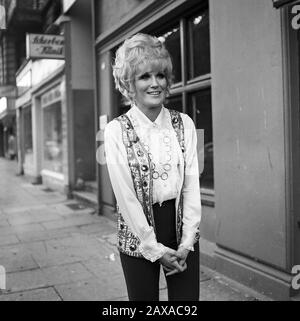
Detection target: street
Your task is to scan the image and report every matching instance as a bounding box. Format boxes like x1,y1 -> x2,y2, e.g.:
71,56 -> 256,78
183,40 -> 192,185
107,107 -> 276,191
0,158 -> 261,301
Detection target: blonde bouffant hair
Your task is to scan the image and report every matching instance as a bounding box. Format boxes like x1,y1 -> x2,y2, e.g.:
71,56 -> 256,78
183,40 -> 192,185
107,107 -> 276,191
112,33 -> 173,104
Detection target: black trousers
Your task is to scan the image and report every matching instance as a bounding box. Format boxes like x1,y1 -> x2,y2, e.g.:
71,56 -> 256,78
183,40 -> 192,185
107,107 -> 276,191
120,199 -> 199,301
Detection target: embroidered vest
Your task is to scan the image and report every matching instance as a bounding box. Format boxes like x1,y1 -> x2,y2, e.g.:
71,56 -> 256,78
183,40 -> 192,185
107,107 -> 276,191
115,109 -> 185,258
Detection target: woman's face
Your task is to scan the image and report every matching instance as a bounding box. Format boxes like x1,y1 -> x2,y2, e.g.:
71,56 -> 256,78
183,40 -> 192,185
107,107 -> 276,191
133,62 -> 168,110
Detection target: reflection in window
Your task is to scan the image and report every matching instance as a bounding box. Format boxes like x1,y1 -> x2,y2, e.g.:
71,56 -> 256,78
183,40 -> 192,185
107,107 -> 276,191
188,89 -> 213,189
164,95 -> 183,112
43,102 -> 63,173
157,25 -> 181,84
23,106 -> 33,156
116,90 -> 131,116
187,8 -> 210,79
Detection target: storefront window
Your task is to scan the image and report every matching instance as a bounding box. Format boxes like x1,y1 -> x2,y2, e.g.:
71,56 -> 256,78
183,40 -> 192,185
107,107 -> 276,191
152,1 -> 213,192
188,89 -> 213,190
43,102 -> 63,173
157,24 -> 181,84
24,107 -> 33,155
164,95 -> 183,112
187,8 -> 210,79
23,106 -> 33,164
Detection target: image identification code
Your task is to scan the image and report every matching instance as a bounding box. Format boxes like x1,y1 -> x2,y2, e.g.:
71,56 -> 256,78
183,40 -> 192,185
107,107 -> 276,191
145,305 -> 198,316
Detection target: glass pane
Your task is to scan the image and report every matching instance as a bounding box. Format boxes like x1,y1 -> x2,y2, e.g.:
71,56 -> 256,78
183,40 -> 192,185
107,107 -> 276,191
188,89 -> 213,189
187,8 -> 210,79
43,102 -> 63,173
116,90 -> 131,116
164,95 -> 183,112
157,25 -> 181,84
24,106 -> 33,156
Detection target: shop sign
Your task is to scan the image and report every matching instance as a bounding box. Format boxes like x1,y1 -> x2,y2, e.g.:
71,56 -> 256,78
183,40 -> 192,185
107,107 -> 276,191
26,34 -> 65,60
41,85 -> 62,107
63,0 -> 76,13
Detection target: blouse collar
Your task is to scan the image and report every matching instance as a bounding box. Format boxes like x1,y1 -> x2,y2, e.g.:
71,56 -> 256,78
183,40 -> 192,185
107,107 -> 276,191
129,104 -> 166,129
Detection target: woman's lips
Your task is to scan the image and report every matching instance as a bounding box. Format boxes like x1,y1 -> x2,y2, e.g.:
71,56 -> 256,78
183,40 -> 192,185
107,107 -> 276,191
147,91 -> 161,96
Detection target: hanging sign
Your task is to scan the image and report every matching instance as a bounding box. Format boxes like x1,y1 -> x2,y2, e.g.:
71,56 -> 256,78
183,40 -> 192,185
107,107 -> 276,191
26,33 -> 65,60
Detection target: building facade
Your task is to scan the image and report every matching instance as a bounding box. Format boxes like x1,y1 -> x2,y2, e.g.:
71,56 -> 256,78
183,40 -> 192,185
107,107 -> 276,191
2,0 -> 96,194
92,0 -> 300,300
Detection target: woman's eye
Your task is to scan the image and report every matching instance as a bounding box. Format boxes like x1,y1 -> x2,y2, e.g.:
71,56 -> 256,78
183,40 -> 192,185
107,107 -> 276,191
157,73 -> 165,79
139,73 -> 150,80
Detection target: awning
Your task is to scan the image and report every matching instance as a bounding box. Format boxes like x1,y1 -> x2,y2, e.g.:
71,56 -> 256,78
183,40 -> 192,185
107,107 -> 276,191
273,0 -> 300,8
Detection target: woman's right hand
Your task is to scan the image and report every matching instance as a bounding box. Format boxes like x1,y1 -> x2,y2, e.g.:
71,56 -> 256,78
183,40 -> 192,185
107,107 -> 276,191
159,247 -> 187,274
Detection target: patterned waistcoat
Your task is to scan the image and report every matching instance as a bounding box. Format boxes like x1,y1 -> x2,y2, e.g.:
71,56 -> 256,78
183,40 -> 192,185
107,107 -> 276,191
115,109 -> 185,258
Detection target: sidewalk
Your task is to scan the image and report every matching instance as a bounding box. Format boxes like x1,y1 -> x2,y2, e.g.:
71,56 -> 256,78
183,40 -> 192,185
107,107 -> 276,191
0,158 -> 260,301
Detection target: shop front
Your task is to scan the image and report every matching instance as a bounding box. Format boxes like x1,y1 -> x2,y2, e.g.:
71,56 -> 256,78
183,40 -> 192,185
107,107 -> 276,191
16,58 -> 67,191
38,84 -> 65,190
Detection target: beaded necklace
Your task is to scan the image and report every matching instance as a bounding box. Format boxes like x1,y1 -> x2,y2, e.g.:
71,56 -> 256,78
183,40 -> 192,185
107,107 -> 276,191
130,113 -> 172,181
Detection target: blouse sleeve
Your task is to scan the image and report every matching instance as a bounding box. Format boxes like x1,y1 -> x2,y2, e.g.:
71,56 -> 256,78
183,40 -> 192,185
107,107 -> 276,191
179,114 -> 202,251
104,120 -> 167,262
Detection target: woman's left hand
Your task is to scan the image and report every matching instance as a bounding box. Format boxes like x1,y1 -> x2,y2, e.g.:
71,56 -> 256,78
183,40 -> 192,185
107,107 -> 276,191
165,247 -> 190,276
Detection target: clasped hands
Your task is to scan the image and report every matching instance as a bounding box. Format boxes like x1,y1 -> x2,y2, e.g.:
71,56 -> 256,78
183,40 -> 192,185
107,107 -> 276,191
159,247 -> 190,277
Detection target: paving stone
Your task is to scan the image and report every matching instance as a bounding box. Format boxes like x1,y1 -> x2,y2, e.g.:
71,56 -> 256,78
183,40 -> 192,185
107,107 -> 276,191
81,256 -> 124,280
0,219 -> 10,228
0,234 -> 20,246
0,248 -> 38,273
2,205 -> 46,215
16,226 -> 81,243
3,263 -> 94,293
48,204 -> 75,215
199,278 -> 255,301
42,262 -> 94,285
0,287 -> 61,301
8,212 -> 63,226
55,277 -> 128,301
4,269 -> 47,293
11,223 -> 46,235
200,270 -> 211,282
78,222 -> 116,235
24,234 -> 115,268
41,215 -> 99,230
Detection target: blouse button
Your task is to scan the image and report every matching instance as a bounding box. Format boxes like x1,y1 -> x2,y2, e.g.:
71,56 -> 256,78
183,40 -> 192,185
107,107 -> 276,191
141,165 -> 148,172
143,181 -> 148,187
129,244 -> 137,251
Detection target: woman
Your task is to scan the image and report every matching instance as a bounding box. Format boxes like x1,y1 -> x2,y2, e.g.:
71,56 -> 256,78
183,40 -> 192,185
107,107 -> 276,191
104,33 -> 201,301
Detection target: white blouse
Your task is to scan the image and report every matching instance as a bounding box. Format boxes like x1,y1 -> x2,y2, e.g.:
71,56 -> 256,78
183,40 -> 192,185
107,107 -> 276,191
104,105 -> 201,262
